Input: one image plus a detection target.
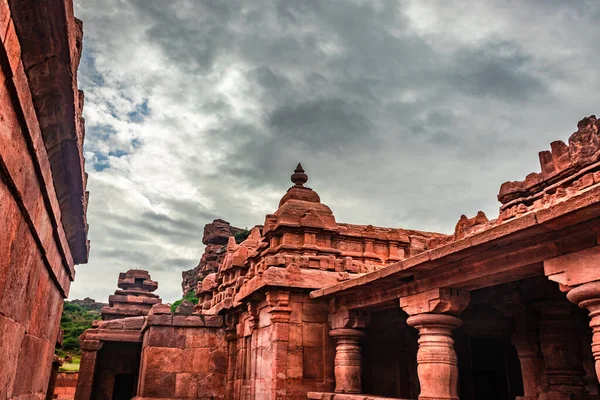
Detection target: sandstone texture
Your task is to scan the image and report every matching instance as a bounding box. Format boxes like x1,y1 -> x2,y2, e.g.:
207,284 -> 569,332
0,0 -> 88,399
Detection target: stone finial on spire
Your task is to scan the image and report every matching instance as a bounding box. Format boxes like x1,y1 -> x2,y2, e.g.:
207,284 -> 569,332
291,163 -> 308,187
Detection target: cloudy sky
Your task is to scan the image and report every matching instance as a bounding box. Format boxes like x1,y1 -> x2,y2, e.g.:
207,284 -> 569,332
69,0 -> 600,303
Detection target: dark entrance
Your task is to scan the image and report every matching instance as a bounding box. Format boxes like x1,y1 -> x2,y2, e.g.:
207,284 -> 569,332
458,335 -> 524,400
91,342 -> 142,400
112,373 -> 137,400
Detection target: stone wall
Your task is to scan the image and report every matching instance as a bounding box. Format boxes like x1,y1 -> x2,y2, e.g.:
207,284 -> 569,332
0,1 -> 87,399
134,312 -> 228,399
232,292 -> 334,399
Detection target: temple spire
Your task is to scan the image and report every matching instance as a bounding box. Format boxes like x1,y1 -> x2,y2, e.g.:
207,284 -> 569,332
291,163 -> 308,187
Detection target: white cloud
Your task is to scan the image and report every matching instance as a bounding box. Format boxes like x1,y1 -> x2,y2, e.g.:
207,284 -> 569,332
69,0 -> 600,303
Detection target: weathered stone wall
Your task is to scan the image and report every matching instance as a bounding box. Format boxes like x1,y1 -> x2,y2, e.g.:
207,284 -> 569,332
232,293 -> 334,399
135,313 -> 228,399
0,1 -> 87,398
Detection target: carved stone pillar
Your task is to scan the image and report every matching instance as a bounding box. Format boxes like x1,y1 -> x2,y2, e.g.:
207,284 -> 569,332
328,309 -> 368,394
535,299 -> 587,399
407,314 -> 462,400
224,313 -> 238,400
491,290 -> 547,399
568,282 -> 600,383
330,328 -> 365,393
401,288 -> 469,400
511,314 -> 546,400
74,339 -> 102,400
545,245 -> 600,390
265,290 -> 292,400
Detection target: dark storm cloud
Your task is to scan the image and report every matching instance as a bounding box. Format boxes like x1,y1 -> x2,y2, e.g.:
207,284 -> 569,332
70,0 -> 600,302
451,39 -> 547,101
268,98 -> 373,147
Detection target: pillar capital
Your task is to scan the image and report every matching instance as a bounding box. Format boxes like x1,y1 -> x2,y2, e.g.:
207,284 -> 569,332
406,313 -> 463,331
266,290 -> 292,322
329,328 -> 366,339
544,245 -> 600,289
328,309 -> 369,330
400,288 -> 470,316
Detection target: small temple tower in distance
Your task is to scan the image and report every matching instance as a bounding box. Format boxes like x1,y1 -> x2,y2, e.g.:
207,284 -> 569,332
101,270 -> 162,320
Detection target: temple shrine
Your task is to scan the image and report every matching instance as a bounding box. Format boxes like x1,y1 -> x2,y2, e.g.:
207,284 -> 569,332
73,115 -> 600,400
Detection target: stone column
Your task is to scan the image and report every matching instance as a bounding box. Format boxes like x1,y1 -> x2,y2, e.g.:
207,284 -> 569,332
266,290 -> 292,400
330,328 -> 365,394
491,291 -> 547,400
544,245 -> 600,388
568,282 -> 600,383
74,339 -> 102,400
225,313 -> 238,400
328,309 -> 369,394
535,299 -> 587,399
401,288 -> 469,400
511,314 -> 546,400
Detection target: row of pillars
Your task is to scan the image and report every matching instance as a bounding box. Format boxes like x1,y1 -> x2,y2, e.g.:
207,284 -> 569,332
329,281 -> 600,400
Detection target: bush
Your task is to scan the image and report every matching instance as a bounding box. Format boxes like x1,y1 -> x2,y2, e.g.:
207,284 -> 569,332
56,300 -> 101,357
170,291 -> 199,312
234,229 -> 250,244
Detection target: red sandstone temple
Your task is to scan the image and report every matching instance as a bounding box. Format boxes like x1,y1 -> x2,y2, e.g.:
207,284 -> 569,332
4,1 -> 600,400
71,115 -> 600,400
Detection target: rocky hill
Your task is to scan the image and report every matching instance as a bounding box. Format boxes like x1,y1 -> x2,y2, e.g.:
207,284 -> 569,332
181,219 -> 247,295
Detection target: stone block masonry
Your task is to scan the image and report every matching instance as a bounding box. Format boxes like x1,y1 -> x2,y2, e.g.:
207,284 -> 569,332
134,307 -> 228,400
0,0 -> 88,399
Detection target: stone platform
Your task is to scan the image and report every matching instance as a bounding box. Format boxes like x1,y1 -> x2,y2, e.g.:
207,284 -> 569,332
308,392 -> 411,400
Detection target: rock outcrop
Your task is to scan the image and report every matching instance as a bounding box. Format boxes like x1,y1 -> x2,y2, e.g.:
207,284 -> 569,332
70,297 -> 106,310
181,219 -> 246,294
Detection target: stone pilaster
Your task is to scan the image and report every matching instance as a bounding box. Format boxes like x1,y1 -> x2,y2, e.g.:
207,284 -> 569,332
511,313 -> 546,400
328,309 -> 369,394
491,291 -> 547,399
266,290 -> 292,400
568,282 -> 600,384
74,339 -> 102,400
401,288 -> 469,400
535,299 -> 588,399
544,245 -> 600,392
225,313 -> 238,400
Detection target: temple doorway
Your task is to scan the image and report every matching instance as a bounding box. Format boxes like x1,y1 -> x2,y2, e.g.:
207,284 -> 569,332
112,373 -> 137,400
91,342 -> 142,400
457,334 -> 523,400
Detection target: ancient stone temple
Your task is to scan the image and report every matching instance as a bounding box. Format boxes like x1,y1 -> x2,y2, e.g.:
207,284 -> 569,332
101,270 -> 161,321
76,116 -> 600,400
75,270 -> 162,400
0,0 -> 88,399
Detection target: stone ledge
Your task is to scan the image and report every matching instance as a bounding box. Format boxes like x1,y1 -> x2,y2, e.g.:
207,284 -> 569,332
142,313 -> 223,331
307,392 -> 412,400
